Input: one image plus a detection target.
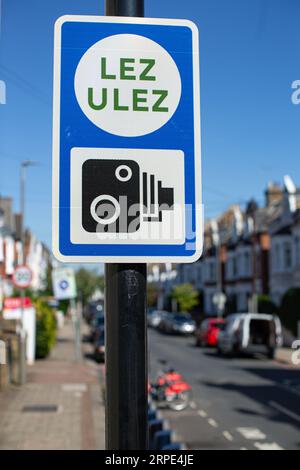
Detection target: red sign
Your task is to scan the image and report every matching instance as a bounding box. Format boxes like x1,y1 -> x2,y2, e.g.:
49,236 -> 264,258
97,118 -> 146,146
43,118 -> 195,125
12,265 -> 32,289
3,297 -> 32,310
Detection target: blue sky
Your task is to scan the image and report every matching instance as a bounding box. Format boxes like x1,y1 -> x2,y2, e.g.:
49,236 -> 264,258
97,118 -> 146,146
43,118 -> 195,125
1,0 -> 300,249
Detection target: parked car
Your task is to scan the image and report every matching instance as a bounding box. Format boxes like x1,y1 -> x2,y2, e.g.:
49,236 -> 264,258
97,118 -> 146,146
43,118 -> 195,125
157,312 -> 175,333
84,300 -> 104,325
217,313 -> 282,358
159,312 -> 195,335
195,318 -> 225,347
94,329 -> 105,363
90,310 -> 105,342
148,310 -> 168,328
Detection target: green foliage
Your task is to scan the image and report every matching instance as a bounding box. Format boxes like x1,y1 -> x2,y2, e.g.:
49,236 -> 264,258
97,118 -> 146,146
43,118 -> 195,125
257,295 -> 278,314
34,299 -> 57,359
171,283 -> 199,312
75,268 -> 104,306
279,288 -> 300,336
147,283 -> 159,307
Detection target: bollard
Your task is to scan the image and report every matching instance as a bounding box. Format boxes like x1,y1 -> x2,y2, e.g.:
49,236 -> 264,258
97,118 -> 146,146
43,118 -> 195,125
0,339 -> 9,390
148,419 -> 163,449
148,409 -> 156,421
17,330 -> 27,385
162,443 -> 182,450
153,430 -> 172,450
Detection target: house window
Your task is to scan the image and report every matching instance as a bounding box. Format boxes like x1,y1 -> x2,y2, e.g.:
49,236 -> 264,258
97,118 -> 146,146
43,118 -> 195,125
244,252 -> 250,276
256,252 -> 261,277
209,262 -> 215,281
283,242 -> 292,269
274,244 -> 280,271
197,266 -> 202,283
232,257 -> 237,278
295,236 -> 300,265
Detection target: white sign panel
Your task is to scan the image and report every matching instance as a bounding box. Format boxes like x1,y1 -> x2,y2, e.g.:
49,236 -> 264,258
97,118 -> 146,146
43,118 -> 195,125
52,267 -> 77,300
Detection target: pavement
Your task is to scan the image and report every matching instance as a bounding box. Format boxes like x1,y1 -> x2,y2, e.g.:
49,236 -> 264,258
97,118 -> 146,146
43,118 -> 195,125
0,319 -> 105,450
149,328 -> 300,450
276,346 -> 300,367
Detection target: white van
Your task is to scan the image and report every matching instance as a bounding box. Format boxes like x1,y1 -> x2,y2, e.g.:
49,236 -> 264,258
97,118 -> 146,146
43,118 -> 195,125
217,313 -> 282,359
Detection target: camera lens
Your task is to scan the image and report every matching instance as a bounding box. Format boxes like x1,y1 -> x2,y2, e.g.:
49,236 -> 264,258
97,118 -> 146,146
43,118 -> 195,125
90,194 -> 121,225
115,165 -> 132,182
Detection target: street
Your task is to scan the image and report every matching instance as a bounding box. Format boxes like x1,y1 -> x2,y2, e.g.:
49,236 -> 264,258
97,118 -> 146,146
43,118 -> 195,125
149,328 -> 300,450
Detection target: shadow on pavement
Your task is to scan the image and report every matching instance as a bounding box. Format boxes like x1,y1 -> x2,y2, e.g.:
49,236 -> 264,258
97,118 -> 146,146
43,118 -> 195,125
201,372 -> 300,434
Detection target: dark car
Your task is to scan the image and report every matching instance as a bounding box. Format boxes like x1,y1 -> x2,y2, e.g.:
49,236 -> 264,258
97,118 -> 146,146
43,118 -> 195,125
159,312 -> 196,335
84,300 -> 104,324
94,329 -> 105,363
90,309 -> 105,342
169,313 -> 196,335
157,312 -> 175,333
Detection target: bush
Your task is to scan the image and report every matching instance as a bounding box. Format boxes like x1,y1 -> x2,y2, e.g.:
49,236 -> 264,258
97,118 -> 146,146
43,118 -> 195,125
279,288 -> 300,336
171,283 -> 199,312
258,295 -> 278,314
34,299 -> 57,359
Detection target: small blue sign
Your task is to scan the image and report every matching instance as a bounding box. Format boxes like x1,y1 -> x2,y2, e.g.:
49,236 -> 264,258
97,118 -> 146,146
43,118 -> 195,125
52,15 -> 202,263
59,280 -> 69,290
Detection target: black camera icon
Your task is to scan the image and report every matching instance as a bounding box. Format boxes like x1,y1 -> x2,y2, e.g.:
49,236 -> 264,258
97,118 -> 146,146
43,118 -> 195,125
82,159 -> 174,233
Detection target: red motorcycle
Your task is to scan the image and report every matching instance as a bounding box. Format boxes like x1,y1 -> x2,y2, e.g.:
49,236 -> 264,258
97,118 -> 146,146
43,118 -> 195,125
149,362 -> 192,411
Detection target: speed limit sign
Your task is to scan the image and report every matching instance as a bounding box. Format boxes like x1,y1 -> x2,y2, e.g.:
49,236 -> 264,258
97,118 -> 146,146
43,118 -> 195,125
12,265 -> 32,289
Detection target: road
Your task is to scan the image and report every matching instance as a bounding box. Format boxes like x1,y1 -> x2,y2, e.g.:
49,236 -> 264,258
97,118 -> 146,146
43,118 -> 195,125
149,328 -> 300,450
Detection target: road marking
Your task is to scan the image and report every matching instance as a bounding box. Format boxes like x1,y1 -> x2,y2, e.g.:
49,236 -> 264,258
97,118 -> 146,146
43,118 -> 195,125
190,401 -> 197,409
223,431 -> 233,441
197,409 -> 207,418
62,383 -> 87,392
237,427 -> 266,440
254,442 -> 284,450
269,400 -> 300,424
279,383 -> 300,398
208,418 -> 218,428
240,447 -> 247,450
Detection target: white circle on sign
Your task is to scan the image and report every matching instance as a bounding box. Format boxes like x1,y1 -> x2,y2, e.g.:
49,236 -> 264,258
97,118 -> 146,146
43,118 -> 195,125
115,165 -> 132,182
74,34 -> 182,137
12,265 -> 32,289
90,194 -> 121,225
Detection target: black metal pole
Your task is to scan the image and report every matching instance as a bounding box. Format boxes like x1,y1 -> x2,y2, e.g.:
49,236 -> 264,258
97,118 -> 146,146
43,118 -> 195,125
104,0 -> 148,451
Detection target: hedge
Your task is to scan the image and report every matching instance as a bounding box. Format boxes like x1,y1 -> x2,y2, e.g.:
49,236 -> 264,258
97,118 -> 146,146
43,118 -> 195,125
279,288 -> 300,336
34,299 -> 57,359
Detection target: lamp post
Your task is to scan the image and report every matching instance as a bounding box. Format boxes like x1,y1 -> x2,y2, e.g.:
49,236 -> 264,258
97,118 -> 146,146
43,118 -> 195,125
18,160 -> 37,385
20,160 -> 38,263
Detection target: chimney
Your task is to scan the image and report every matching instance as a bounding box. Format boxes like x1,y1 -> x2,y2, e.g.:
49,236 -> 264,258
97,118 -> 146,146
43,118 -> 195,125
265,182 -> 283,207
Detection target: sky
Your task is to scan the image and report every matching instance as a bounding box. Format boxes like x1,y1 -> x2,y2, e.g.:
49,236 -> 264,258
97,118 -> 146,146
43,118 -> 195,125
0,0 -> 300,251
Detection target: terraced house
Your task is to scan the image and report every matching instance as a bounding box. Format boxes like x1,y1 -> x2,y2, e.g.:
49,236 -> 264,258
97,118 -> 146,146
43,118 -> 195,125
175,176 -> 300,316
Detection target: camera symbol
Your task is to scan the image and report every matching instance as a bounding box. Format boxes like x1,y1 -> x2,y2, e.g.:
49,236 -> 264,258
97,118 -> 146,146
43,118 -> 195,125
82,159 -> 174,233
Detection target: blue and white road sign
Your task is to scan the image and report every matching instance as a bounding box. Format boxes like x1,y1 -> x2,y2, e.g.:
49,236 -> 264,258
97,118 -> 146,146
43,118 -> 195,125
52,267 -> 77,300
52,15 -> 202,263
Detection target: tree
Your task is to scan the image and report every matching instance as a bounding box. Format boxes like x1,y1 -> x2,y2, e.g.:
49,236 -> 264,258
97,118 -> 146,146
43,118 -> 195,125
279,288 -> 300,336
75,268 -> 104,306
171,283 -> 199,312
147,283 -> 159,308
257,294 -> 277,314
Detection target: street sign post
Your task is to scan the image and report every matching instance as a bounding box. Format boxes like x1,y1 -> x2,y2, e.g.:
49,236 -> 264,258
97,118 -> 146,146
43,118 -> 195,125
51,267 -> 81,361
12,265 -> 32,289
212,292 -> 227,317
52,13 -> 202,263
52,0 -> 202,450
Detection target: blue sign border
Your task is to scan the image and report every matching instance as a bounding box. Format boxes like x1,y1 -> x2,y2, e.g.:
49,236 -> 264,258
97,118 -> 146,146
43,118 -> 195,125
53,16 -> 202,262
